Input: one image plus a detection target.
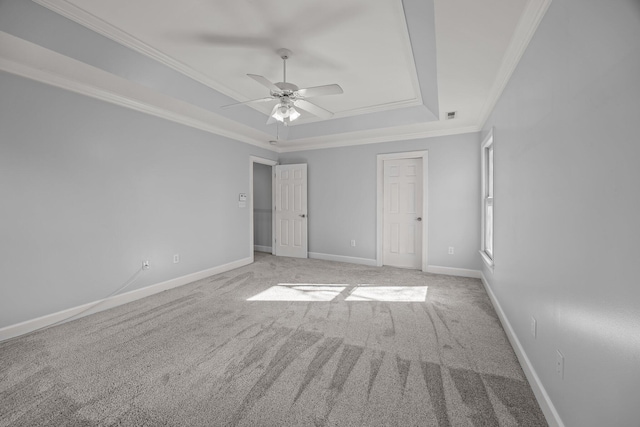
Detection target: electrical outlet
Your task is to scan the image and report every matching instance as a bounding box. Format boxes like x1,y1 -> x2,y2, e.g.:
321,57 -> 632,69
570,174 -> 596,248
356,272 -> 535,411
142,260 -> 150,270
173,254 -> 180,264
556,350 -> 564,379
448,247 -> 454,255
350,240 -> 356,247
531,316 -> 537,338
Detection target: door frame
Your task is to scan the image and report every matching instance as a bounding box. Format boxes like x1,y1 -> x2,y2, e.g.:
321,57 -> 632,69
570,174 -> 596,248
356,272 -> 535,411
376,151 -> 428,271
249,156 -> 278,263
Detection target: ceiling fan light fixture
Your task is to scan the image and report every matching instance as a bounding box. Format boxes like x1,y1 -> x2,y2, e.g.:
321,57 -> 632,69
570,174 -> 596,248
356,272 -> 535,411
288,107 -> 301,121
272,102 -> 300,123
271,104 -> 288,121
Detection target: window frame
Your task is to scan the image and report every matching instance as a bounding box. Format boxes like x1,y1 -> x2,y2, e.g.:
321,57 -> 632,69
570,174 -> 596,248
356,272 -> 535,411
480,130 -> 495,269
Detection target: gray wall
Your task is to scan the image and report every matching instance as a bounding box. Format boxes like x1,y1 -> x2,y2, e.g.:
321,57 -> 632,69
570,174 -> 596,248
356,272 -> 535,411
0,0 -> 277,329
279,133 -> 481,270
253,163 -> 272,249
481,0 -> 640,425
0,72 -> 276,328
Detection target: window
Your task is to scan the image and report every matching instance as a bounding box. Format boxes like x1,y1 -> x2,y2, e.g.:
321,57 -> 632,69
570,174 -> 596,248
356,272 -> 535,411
481,130 -> 494,268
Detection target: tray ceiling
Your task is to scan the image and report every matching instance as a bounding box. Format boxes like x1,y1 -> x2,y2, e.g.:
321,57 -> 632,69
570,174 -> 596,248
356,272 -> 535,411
10,0 -> 551,151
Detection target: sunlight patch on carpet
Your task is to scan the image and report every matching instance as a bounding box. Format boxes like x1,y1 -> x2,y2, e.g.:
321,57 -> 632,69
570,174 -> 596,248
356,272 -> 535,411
247,284 -> 428,302
345,286 -> 428,302
247,284 -> 347,301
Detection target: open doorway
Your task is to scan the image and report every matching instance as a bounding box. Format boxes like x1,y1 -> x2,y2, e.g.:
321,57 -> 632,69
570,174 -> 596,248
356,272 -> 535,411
249,156 -> 277,263
253,162 -> 272,253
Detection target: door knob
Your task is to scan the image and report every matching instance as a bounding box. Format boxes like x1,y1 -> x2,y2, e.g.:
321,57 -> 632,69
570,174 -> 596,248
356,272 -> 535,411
416,217 -> 422,221
299,214 -> 306,218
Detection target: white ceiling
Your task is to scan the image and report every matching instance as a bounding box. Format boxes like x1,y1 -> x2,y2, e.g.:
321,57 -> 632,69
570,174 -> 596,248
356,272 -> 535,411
105,0 -> 423,119
29,0 -> 549,152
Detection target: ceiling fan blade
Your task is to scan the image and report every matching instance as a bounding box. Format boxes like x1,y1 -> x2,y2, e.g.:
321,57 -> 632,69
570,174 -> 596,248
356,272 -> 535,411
221,97 -> 275,109
247,74 -> 281,93
266,104 -> 279,125
193,34 -> 273,48
164,31 -> 274,48
297,84 -> 343,98
294,99 -> 334,120
266,116 -> 278,125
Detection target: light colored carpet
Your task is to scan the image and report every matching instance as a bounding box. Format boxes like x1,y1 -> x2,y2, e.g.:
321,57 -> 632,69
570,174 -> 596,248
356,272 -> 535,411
0,253 -> 547,426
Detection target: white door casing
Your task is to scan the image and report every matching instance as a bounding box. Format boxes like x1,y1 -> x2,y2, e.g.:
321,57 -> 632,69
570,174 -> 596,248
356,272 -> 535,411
275,164 -> 308,258
383,158 -> 423,269
249,156 -> 278,263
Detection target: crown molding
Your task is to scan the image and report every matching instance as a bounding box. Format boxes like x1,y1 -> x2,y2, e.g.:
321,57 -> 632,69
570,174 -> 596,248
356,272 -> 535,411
268,97 -> 424,129
276,124 -> 481,153
32,0 -> 426,122
11,0 -> 551,152
0,27 -> 477,153
32,0 -> 250,103
0,31 -> 276,152
477,0 -> 553,127
0,28 -> 482,153
332,97 -> 423,119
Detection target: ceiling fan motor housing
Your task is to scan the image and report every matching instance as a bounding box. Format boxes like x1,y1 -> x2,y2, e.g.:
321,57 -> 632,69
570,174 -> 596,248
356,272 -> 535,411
274,82 -> 299,96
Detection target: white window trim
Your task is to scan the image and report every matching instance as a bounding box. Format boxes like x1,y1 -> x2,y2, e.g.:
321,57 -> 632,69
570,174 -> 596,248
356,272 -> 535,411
480,129 -> 495,270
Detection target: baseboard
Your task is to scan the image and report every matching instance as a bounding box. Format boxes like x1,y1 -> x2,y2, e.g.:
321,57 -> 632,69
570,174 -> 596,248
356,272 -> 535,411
308,252 -> 378,267
254,245 -> 272,253
480,272 -> 565,427
0,257 -> 252,342
305,255 -> 483,275
425,265 -> 482,278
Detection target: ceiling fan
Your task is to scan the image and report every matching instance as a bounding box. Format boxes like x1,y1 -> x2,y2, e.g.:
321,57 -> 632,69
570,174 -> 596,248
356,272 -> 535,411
221,49 -> 343,126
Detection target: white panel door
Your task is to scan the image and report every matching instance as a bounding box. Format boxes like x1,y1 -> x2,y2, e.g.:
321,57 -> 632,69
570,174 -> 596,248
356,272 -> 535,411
383,158 -> 423,268
275,164 -> 308,258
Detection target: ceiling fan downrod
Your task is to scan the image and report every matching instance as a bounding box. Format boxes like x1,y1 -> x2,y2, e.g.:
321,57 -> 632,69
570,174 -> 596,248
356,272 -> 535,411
277,48 -> 292,84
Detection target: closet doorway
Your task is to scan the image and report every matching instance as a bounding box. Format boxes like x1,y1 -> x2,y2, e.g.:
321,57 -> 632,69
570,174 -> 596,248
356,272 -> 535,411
250,156 -> 277,262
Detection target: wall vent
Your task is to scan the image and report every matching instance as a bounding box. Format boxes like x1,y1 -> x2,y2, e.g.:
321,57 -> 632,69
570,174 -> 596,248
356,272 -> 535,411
446,111 -> 457,120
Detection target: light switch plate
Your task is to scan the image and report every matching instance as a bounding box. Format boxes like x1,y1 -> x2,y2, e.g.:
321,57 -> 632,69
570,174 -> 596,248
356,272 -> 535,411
556,350 -> 564,379
531,316 -> 537,338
